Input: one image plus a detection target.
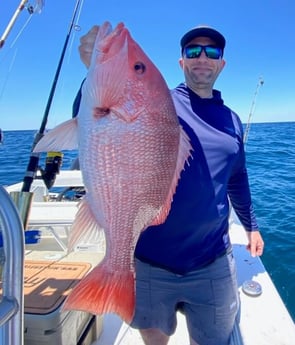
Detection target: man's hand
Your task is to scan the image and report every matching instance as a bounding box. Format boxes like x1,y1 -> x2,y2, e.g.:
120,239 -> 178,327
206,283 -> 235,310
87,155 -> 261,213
246,231 -> 264,257
79,25 -> 99,68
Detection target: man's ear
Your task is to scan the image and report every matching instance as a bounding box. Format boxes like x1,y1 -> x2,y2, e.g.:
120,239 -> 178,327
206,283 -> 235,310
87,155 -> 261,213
220,59 -> 226,71
179,57 -> 184,70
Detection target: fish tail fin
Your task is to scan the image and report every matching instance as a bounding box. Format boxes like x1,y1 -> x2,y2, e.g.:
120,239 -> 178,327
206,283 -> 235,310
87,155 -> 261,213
63,261 -> 135,323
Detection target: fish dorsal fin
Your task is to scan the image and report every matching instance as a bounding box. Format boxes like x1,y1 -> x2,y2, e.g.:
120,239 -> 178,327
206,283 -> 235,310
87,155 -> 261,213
33,118 -> 78,152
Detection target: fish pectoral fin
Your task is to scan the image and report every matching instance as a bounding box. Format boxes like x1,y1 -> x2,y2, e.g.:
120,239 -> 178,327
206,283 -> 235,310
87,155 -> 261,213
63,260 -> 135,324
33,118 -> 78,152
68,198 -> 105,251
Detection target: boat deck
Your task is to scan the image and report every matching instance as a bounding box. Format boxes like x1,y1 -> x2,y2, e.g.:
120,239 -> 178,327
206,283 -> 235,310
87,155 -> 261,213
23,221 -> 295,345
4,171 -> 295,345
90,222 -> 295,345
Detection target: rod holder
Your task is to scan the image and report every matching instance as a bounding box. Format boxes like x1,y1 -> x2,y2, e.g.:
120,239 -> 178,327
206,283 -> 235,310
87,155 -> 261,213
9,191 -> 33,230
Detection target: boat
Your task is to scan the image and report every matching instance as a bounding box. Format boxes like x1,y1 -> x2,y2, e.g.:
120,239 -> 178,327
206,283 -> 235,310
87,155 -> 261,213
1,2 -> 295,345
0,168 -> 294,345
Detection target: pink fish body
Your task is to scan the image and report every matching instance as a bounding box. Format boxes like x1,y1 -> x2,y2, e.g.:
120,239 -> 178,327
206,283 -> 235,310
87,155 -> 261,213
34,21 -> 191,323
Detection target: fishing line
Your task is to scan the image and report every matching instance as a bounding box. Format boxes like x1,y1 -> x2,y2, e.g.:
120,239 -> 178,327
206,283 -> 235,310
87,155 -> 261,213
0,0 -> 44,49
67,0 -> 84,64
0,48 -> 18,101
52,2 -> 84,113
0,1 -> 44,98
51,0 -> 84,136
9,13 -> 33,49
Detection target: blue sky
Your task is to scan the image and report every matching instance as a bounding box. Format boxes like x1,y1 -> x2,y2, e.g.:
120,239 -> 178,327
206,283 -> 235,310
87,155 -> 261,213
0,0 -> 294,130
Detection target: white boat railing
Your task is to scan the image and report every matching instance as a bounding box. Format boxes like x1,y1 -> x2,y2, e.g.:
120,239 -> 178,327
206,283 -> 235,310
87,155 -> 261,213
0,186 -> 24,345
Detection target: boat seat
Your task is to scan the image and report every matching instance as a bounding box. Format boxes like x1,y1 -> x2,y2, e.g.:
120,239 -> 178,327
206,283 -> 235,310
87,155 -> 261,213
27,201 -> 79,251
28,201 -> 79,226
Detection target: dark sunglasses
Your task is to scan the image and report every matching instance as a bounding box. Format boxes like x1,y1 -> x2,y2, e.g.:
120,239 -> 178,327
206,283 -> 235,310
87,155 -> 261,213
184,45 -> 223,60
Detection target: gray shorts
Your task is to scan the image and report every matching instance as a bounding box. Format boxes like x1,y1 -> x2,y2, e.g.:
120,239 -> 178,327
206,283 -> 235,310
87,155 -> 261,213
130,251 -> 239,345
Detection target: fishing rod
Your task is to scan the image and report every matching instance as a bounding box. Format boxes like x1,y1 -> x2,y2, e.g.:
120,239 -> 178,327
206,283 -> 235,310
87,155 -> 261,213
0,0 -> 43,49
243,76 -> 264,145
229,76 -> 264,220
21,0 -> 83,192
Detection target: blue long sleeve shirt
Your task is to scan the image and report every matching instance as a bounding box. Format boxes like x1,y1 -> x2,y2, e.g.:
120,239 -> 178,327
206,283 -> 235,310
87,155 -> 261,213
134,83 -> 258,274
72,81 -> 258,274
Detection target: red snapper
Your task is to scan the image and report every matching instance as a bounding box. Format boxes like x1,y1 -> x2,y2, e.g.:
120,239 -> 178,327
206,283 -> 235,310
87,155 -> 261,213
33,21 -> 192,323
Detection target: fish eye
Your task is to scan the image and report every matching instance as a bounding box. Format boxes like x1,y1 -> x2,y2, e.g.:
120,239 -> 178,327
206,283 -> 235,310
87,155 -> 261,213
134,61 -> 146,74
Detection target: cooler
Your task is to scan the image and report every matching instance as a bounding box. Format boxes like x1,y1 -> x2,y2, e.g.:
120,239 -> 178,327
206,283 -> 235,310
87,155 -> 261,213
23,257 -> 103,345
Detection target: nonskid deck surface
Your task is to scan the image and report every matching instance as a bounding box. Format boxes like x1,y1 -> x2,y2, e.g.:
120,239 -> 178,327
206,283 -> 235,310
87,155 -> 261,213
23,260 -> 91,314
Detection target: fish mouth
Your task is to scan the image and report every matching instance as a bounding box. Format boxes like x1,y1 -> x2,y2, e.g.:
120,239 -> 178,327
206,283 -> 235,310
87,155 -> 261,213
89,22 -> 147,123
93,22 -> 127,62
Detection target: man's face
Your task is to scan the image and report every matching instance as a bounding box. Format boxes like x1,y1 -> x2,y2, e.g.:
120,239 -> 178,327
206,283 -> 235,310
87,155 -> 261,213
179,36 -> 225,95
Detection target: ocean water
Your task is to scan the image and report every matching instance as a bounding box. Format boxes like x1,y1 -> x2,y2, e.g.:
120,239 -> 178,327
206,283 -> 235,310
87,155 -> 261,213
0,122 -> 294,321
244,122 -> 295,321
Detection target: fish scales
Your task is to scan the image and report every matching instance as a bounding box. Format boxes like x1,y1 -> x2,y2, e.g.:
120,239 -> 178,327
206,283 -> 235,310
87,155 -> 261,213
33,21 -> 192,323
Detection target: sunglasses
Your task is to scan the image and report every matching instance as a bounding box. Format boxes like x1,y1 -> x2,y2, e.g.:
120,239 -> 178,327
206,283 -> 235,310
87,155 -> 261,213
183,45 -> 223,60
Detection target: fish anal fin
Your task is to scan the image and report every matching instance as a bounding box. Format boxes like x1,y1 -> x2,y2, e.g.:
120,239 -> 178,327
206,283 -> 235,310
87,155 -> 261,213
33,118 -> 78,152
63,261 -> 135,323
68,198 -> 105,251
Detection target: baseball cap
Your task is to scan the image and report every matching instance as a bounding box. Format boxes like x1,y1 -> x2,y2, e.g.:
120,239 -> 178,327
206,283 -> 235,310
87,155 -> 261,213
180,25 -> 226,52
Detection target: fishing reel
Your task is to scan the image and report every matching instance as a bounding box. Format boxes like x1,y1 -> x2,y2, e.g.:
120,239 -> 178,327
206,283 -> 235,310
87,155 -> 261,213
39,151 -> 63,189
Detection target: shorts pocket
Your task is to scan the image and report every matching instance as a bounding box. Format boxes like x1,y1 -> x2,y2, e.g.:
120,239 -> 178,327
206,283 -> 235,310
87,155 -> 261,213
211,269 -> 239,327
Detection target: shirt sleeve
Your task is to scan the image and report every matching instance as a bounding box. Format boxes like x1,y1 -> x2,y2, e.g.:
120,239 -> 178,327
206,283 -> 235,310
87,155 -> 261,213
72,79 -> 85,118
227,114 -> 259,231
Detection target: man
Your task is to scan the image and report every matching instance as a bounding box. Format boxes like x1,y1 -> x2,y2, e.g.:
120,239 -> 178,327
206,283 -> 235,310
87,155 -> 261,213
75,24 -> 264,345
